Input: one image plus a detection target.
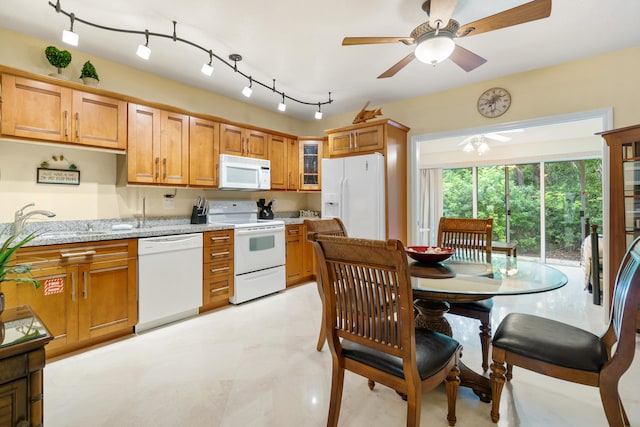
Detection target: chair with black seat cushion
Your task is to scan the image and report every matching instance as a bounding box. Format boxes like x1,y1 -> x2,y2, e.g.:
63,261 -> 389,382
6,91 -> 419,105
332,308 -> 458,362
437,216 -> 494,371
309,233 -> 462,427
304,218 -> 348,351
489,235 -> 640,427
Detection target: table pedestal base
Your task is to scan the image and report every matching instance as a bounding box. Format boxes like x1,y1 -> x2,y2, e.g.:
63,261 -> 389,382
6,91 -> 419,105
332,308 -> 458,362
414,299 -> 491,403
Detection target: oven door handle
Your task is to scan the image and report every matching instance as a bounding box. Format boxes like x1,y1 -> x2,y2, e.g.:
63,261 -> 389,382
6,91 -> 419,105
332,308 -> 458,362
235,226 -> 284,236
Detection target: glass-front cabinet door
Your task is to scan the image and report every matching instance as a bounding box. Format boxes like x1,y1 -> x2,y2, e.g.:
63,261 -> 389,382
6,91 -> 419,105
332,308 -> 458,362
299,138 -> 323,191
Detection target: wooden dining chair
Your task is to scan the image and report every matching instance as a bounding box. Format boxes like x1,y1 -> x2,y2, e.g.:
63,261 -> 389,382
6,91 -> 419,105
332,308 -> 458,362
437,216 -> 494,371
304,218 -> 348,351
489,235 -> 640,427
309,234 -> 462,427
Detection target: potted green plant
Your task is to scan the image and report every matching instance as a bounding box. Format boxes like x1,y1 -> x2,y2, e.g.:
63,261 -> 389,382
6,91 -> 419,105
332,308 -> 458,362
44,46 -> 72,79
0,229 -> 41,315
79,60 -> 99,86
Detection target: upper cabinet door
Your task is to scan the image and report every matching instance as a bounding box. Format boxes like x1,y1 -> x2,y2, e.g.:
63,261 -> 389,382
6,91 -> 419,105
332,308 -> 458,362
0,74 -> 72,142
219,123 -> 245,156
189,117 -> 219,188
219,123 -> 268,159
159,110 -> 189,185
269,134 -> 288,190
72,91 -> 127,150
127,103 -> 160,184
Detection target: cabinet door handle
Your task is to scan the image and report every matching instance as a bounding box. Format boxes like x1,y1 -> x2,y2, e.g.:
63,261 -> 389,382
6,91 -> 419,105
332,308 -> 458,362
288,171 -> 292,188
64,110 -> 69,137
61,250 -> 96,258
75,112 -> 80,139
71,271 -> 76,301
83,270 -> 88,299
163,158 -> 167,180
155,157 -> 160,180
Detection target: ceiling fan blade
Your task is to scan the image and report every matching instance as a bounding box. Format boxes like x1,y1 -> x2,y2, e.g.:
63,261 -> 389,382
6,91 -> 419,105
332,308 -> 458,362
457,0 -> 551,38
449,44 -> 487,72
342,37 -> 414,46
427,0 -> 458,29
484,133 -> 512,142
377,52 -> 416,79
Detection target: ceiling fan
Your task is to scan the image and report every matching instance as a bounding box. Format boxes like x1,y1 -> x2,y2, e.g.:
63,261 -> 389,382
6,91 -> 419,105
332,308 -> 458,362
342,0 -> 552,78
458,129 -> 524,155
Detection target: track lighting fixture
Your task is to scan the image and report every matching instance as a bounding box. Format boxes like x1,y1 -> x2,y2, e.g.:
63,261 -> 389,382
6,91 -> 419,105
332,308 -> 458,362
61,11 -> 78,46
242,77 -> 253,98
278,94 -> 287,112
201,50 -> 214,76
136,29 -> 151,60
49,1 -> 332,118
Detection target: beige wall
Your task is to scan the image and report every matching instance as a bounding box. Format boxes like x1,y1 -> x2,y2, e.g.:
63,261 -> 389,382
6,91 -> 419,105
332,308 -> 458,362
1,25 -> 639,224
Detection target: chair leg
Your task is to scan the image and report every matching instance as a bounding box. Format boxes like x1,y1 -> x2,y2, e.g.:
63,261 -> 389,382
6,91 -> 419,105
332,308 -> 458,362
620,399 -> 630,426
506,363 -> 513,381
489,356 -> 507,423
368,379 -> 375,390
316,280 -> 326,351
445,363 -> 461,426
405,383 -> 421,427
479,319 -> 491,372
599,379 -> 627,427
327,362 -> 345,427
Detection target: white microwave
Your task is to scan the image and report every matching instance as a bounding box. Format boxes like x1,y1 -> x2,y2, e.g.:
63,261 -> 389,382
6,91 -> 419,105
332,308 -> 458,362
219,154 -> 271,190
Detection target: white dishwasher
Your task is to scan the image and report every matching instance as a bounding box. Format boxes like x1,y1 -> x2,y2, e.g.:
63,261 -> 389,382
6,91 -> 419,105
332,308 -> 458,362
136,233 -> 203,333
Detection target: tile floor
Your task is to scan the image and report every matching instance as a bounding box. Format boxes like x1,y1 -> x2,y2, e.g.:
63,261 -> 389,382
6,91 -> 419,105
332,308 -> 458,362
44,265 -> 639,426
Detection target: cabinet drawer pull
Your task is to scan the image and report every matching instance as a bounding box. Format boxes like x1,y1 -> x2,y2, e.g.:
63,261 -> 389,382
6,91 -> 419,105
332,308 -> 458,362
210,251 -> 230,257
209,236 -> 230,242
61,250 -> 96,258
210,266 -> 229,273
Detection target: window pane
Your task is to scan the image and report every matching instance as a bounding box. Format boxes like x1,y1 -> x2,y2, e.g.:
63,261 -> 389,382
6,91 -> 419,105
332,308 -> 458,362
509,163 -> 541,259
442,168 -> 473,217
477,166 -> 505,240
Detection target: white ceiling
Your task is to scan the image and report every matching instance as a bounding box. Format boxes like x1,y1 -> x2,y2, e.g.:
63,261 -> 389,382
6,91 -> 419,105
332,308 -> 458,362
1,0 -> 639,121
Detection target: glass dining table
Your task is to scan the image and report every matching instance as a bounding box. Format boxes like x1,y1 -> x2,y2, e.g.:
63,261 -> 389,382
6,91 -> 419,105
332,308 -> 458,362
409,255 -> 569,403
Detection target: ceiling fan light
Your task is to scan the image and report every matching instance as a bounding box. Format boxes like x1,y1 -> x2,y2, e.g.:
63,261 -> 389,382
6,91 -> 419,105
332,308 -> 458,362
477,142 -> 490,154
414,36 -> 455,65
463,142 -> 474,153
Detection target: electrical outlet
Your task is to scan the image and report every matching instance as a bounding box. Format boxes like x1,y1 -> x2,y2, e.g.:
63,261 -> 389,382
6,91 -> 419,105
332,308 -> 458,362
163,196 -> 175,209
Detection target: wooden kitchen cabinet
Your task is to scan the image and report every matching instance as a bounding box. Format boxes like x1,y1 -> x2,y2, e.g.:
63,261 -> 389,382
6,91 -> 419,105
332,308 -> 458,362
189,117 -> 220,187
327,123 -> 384,156
220,123 -> 268,159
298,138 -> 323,191
6,239 -> 137,359
325,119 -> 409,242
0,74 -> 127,150
201,229 -> 234,311
269,135 -> 298,191
0,305 -> 52,427
286,224 -> 315,286
598,124 -> 640,328
127,103 -> 189,185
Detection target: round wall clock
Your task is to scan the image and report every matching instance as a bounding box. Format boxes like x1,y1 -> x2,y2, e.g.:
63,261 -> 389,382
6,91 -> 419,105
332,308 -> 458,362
477,87 -> 511,118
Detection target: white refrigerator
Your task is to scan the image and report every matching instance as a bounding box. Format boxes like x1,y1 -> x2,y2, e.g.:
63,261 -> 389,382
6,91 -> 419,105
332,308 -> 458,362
321,153 -> 386,239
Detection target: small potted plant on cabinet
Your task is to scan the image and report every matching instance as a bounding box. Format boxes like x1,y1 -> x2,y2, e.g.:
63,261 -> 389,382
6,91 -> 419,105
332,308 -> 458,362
44,46 -> 72,79
79,60 -> 99,86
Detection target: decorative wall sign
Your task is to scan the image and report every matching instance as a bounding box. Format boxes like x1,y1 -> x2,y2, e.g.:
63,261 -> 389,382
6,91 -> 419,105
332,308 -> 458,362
37,168 -> 80,185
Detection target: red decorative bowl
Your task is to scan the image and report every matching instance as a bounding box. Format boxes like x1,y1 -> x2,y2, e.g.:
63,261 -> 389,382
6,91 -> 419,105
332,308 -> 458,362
405,246 -> 455,263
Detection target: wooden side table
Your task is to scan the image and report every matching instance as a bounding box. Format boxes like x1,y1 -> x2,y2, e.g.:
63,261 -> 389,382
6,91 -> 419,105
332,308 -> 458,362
0,305 -> 53,427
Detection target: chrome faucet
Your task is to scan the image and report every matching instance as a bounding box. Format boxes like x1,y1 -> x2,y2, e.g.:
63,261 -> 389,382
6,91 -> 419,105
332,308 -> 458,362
12,203 -> 56,235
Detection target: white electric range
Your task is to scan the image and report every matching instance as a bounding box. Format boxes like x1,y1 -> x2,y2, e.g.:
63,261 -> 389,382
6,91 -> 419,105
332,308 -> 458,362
207,200 -> 285,304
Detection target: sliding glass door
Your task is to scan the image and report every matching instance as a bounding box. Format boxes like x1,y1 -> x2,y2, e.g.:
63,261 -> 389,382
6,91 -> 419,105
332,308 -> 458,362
439,159 -> 601,264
